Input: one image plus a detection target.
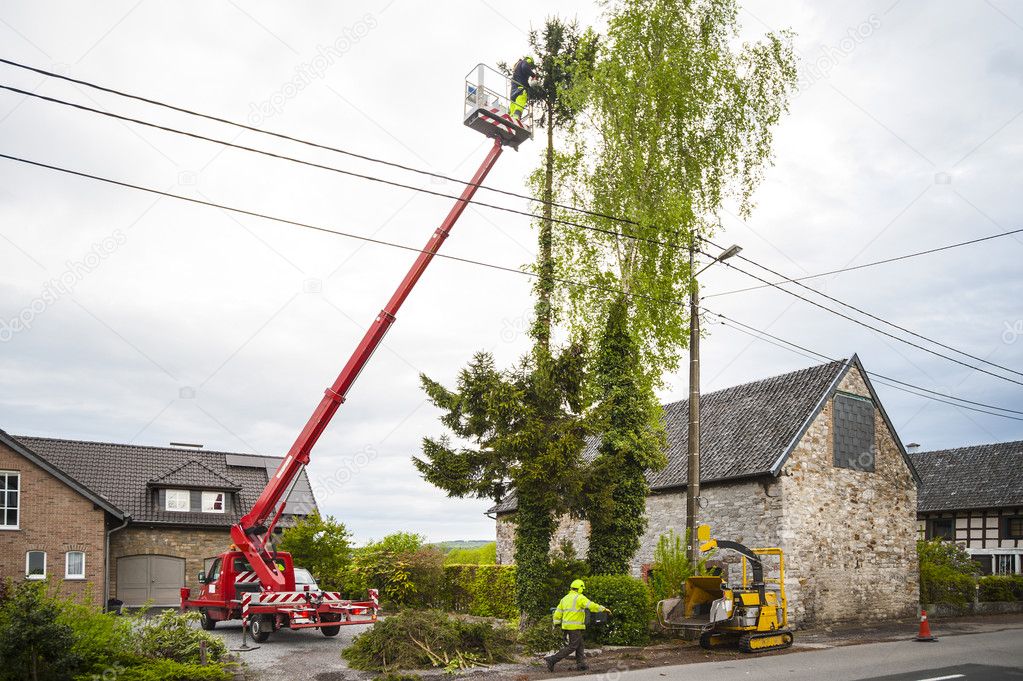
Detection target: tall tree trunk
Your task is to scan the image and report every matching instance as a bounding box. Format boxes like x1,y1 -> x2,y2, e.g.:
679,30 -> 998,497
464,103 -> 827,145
513,492 -> 557,626
532,106 -> 556,353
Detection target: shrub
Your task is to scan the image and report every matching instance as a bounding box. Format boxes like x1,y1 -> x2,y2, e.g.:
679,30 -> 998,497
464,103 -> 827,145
978,575 -> 1023,602
110,659 -> 232,681
131,609 -> 228,664
443,565 -> 516,618
917,539 -> 979,605
917,539 -> 979,574
278,511 -> 354,591
0,581 -> 80,681
342,610 -> 516,671
58,595 -> 135,675
919,563 -> 975,605
581,575 -> 651,646
648,529 -> 714,603
353,534 -> 446,609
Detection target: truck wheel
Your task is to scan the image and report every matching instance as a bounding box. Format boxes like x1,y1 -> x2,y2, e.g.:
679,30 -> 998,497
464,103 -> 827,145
321,614 -> 341,637
249,615 -> 272,643
199,609 -> 216,631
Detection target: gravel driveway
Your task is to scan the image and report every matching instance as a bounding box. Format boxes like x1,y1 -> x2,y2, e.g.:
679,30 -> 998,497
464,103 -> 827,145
207,620 -> 375,680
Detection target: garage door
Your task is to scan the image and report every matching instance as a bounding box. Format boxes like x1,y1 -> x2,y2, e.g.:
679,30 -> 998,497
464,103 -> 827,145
117,555 -> 184,607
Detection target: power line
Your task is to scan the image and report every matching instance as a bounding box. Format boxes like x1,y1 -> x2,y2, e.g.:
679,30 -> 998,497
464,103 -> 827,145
0,151 -> 675,308
704,310 -> 1023,417
704,227 -> 1023,298
0,82 -> 674,252
0,57 -> 639,230
4,150 -> 1021,422
707,315 -> 1023,421
698,243 -> 1023,386
704,241 -> 1022,379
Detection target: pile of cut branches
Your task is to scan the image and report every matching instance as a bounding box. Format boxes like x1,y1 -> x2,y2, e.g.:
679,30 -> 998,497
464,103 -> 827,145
342,610 -> 517,671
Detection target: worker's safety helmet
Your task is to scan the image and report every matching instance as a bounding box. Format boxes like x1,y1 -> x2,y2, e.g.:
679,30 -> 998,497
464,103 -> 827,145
525,56 -> 535,65
570,579 -> 585,592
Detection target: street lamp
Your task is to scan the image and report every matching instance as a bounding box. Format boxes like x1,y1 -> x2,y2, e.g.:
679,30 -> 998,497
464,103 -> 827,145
686,241 -> 742,564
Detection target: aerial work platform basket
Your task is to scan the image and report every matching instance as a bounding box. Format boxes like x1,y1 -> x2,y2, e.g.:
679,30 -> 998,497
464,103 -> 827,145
464,63 -> 533,150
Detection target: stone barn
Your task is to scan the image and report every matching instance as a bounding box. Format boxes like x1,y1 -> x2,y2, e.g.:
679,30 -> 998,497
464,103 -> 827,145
491,355 -> 920,627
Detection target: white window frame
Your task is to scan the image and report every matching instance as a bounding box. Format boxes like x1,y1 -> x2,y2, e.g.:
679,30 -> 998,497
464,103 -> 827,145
0,471 -> 19,530
65,551 -> 86,579
25,550 -> 46,580
165,489 -> 190,512
201,491 -> 226,514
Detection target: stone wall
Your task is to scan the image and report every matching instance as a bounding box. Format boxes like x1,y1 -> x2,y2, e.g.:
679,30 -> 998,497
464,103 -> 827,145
636,479 -> 784,586
109,526 -> 232,602
778,366 -> 919,626
494,513 -> 591,565
0,442 -> 108,606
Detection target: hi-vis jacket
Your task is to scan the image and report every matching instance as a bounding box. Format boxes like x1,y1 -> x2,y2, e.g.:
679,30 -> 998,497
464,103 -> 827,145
552,591 -> 606,630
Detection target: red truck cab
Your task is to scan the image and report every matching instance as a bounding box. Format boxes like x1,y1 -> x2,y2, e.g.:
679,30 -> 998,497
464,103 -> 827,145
181,549 -> 378,642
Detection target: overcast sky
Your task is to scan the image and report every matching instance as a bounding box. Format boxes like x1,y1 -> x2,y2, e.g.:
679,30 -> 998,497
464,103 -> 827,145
1,1 -> 1021,544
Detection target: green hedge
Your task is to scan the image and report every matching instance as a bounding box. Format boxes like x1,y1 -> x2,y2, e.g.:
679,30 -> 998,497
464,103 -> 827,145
978,575 -> 1023,602
919,563 -> 976,605
580,575 -> 650,646
442,565 -> 517,619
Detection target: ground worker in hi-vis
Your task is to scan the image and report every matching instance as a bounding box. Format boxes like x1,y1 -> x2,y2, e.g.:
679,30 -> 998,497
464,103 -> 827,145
545,579 -> 611,671
509,56 -> 536,121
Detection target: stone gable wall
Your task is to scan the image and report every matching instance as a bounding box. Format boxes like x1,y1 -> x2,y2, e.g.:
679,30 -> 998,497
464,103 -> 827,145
778,366 -> 918,626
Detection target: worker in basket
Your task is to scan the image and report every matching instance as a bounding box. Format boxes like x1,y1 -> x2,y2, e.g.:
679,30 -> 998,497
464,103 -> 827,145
509,55 -> 536,122
545,579 -> 611,672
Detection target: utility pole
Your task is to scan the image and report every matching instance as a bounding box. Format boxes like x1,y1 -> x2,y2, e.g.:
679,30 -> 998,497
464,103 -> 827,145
686,241 -> 742,565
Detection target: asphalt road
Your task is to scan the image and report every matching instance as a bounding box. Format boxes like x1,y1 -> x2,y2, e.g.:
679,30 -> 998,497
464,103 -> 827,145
601,628 -> 1023,681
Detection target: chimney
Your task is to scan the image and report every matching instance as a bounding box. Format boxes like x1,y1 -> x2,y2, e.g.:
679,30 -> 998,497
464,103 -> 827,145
906,442 -> 920,453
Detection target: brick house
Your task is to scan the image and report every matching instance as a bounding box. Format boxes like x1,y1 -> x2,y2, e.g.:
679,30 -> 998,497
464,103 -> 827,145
0,430 -> 315,608
491,356 -> 921,627
912,441 -> 1023,575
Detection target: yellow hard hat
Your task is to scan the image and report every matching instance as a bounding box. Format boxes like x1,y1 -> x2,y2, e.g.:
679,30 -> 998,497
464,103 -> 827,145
571,579 -> 585,591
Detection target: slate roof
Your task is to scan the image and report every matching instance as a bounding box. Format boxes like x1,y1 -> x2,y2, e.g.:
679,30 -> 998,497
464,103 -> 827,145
148,459 -> 241,491
911,441 -> 1023,512
9,435 -> 317,528
491,356 -> 911,514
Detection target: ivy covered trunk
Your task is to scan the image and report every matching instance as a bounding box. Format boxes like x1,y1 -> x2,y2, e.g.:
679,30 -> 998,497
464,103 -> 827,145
531,109 -> 556,352
513,492 -> 558,622
586,296 -> 665,575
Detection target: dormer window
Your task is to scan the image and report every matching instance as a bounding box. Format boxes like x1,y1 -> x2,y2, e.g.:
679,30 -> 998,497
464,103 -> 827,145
202,491 -> 225,513
166,489 -> 190,512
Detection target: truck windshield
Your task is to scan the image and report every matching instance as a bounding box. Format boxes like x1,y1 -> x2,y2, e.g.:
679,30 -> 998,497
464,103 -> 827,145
293,568 -> 318,589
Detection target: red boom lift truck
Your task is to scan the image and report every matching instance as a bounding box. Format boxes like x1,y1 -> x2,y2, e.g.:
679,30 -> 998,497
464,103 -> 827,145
180,65 -> 532,643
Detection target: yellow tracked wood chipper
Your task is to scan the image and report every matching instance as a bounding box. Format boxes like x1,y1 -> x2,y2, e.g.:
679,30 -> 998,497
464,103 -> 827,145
656,525 -> 794,653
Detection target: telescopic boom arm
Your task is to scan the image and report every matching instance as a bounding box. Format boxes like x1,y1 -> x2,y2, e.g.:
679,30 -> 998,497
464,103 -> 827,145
231,139 -> 505,590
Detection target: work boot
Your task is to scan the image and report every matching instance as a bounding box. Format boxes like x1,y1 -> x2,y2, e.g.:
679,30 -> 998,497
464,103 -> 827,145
545,656 -> 556,672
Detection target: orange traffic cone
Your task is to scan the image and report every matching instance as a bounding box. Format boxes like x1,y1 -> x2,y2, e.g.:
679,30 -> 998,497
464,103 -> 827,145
915,609 -> 936,642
